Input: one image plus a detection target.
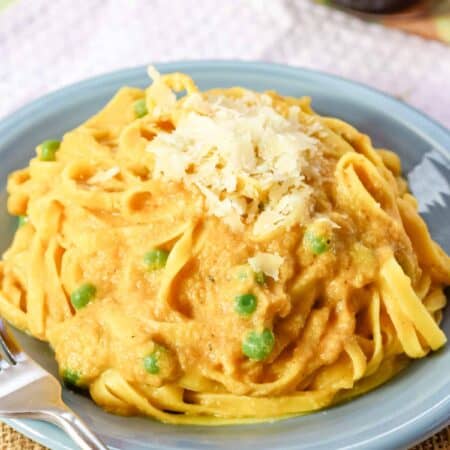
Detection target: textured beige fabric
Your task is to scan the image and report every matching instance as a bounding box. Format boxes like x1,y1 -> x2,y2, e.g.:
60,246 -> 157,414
1,420 -> 449,449
1,422 -> 48,450
1,0 -> 450,128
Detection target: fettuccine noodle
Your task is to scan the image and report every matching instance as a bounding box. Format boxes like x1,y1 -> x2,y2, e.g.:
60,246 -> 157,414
0,69 -> 448,424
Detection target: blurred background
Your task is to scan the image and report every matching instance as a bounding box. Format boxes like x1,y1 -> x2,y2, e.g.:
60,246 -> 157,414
0,0 -> 449,126
0,1 -> 449,449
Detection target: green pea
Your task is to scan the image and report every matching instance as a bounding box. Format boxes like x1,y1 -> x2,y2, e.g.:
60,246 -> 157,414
143,354 -> 159,374
242,328 -> 275,361
62,368 -> 81,387
144,249 -> 169,271
18,215 -> 29,227
143,345 -> 166,375
234,293 -> 257,316
40,140 -> 60,161
254,271 -> 266,286
134,99 -> 148,118
70,283 -> 96,310
304,231 -> 329,255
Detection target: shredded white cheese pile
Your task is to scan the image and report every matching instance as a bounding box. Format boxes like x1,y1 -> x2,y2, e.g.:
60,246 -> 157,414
87,167 -> 120,184
146,71 -> 321,237
248,252 -> 284,280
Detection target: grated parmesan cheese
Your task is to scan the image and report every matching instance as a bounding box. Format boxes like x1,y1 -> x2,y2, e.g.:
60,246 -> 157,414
248,252 -> 284,280
146,71 -> 322,236
314,216 -> 341,229
147,66 -> 177,117
87,167 -> 120,184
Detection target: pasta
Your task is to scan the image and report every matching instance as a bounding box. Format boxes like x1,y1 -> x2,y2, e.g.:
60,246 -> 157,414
0,68 -> 448,424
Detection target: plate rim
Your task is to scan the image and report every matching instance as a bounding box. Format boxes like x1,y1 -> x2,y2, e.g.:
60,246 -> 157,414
1,60 -> 449,450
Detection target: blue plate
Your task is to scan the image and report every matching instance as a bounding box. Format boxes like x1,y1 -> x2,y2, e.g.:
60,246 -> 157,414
0,61 -> 449,450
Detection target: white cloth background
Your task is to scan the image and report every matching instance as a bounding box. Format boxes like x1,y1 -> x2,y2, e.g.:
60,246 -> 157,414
0,0 -> 449,127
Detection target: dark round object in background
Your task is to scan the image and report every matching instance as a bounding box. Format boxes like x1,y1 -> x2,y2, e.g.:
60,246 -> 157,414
332,0 -> 419,13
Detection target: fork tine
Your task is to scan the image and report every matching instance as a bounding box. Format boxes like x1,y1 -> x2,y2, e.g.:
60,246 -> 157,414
0,322 -> 107,449
0,318 -> 20,365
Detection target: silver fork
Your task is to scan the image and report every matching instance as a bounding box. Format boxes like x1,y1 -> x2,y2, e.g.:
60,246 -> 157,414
0,318 -> 108,450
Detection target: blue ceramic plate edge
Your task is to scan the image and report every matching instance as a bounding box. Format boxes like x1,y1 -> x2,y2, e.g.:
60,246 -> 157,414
0,60 -> 449,450
1,60 -> 449,148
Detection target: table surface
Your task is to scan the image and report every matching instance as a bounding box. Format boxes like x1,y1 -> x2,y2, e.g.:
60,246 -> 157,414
1,421 -> 450,449
0,0 -> 449,448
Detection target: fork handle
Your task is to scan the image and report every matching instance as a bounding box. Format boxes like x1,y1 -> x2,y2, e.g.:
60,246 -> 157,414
8,407 -> 109,450
4,408 -> 108,449
45,407 -> 108,450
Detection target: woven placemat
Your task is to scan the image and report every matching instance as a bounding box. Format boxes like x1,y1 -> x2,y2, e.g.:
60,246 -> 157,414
1,420 -> 449,449
1,422 -> 48,449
